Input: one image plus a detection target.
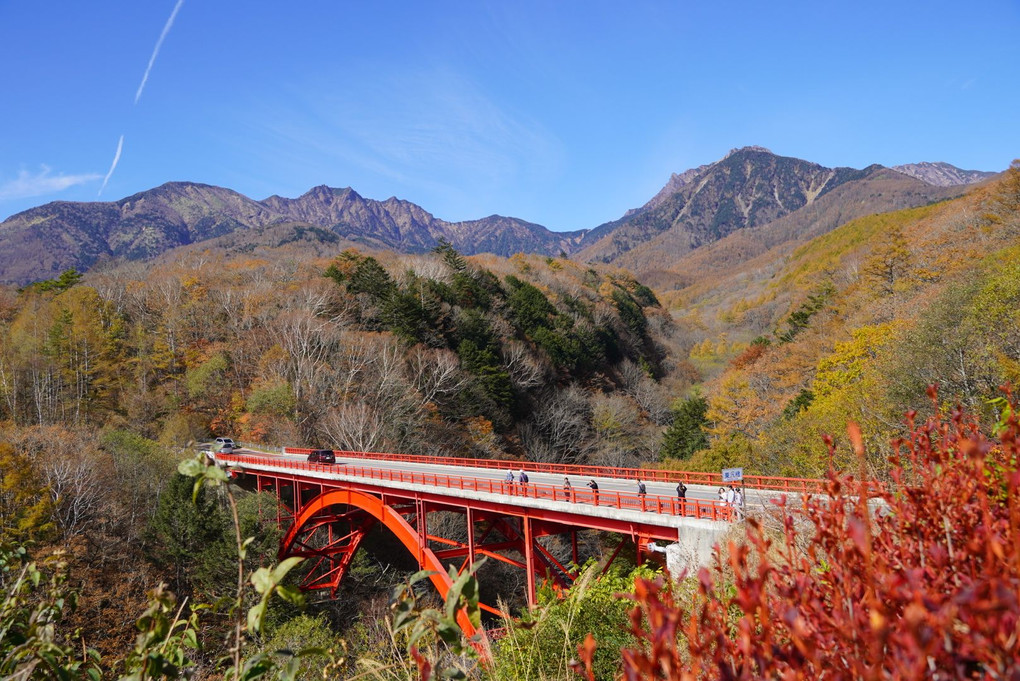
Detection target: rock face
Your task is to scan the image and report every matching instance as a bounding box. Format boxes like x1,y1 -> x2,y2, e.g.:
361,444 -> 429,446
891,162 -> 996,187
575,147 -> 874,265
0,182 -> 585,285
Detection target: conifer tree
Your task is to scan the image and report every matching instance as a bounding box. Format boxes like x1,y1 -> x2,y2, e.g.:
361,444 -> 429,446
659,393 -> 709,460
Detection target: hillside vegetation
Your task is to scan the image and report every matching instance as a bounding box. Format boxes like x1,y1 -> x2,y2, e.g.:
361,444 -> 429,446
661,161 -> 1020,478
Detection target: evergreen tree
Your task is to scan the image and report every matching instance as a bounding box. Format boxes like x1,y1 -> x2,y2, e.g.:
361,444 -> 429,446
659,394 -> 709,460
147,472 -> 229,597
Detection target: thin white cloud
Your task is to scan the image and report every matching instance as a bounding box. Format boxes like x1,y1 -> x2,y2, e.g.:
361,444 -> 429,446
98,135 -> 125,196
256,68 -> 565,193
0,166 -> 102,201
135,0 -> 185,104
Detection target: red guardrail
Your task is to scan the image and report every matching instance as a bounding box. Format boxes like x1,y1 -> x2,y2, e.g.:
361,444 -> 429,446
217,453 -> 736,522
277,447 -> 826,495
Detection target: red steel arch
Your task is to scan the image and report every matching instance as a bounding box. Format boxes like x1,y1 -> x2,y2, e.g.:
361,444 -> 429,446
280,488 -> 486,639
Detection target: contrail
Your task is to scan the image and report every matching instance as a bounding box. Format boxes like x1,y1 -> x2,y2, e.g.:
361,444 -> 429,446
134,0 -> 185,104
99,135 -> 124,196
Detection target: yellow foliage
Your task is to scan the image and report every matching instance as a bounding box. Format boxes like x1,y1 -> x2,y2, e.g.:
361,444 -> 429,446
813,322 -> 902,398
509,253 -> 531,273
0,442 -> 56,540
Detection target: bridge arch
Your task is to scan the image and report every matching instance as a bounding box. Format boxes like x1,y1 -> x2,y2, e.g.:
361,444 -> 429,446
280,488 -> 481,639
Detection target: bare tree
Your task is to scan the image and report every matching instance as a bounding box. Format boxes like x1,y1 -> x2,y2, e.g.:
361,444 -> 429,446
619,360 -> 671,424
501,340 -> 547,389
525,385 -> 594,464
404,254 -> 448,282
272,309 -> 342,411
321,402 -> 386,452
42,455 -> 104,539
405,346 -> 468,407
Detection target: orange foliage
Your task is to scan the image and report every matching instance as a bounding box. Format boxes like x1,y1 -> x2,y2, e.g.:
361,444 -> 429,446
728,343 -> 766,370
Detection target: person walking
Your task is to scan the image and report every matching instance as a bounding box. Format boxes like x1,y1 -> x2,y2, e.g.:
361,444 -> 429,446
637,480 -> 647,496
587,479 -> 599,505
563,476 -> 572,501
676,481 -> 687,515
734,487 -> 744,519
519,470 -> 529,493
505,469 -> 514,494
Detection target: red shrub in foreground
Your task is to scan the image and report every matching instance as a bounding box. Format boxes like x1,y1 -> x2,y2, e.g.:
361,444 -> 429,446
595,392 -> 1020,680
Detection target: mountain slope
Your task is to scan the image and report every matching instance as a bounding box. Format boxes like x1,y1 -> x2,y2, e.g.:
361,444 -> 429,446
575,147 -> 872,265
621,167 -> 960,288
0,183 -> 585,285
262,186 -> 584,255
0,182 -> 274,285
892,161 -> 997,187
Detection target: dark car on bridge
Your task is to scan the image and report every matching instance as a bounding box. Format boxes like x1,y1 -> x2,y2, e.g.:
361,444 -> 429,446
307,449 -> 336,464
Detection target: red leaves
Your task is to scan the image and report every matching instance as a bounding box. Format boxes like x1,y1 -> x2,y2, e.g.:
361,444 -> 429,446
603,390 -> 1020,679
570,633 -> 597,681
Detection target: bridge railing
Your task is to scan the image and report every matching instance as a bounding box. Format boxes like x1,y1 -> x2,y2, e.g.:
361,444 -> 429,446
279,447 -> 826,495
217,453 -> 737,522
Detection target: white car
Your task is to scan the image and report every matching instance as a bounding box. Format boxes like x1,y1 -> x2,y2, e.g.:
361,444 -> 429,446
214,437 -> 236,453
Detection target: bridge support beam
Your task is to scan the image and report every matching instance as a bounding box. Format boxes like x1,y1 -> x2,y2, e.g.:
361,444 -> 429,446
523,517 -> 535,607
280,488 -> 487,639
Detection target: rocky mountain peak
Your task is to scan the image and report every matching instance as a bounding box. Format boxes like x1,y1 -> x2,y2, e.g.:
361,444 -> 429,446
576,148 -> 882,265
891,161 -> 995,187
725,145 -> 773,158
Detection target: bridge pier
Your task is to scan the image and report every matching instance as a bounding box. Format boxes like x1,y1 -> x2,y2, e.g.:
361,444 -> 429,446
646,519 -> 732,578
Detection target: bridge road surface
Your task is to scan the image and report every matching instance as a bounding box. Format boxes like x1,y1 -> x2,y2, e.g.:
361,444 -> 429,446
225,447 -> 793,517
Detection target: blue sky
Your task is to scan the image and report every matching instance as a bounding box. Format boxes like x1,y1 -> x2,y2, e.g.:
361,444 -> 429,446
1,1 -> 1018,230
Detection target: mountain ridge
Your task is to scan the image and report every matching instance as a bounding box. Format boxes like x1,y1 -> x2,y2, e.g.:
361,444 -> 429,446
0,152 -> 995,286
574,148 -> 879,266
0,182 -> 586,285
892,161 -> 997,187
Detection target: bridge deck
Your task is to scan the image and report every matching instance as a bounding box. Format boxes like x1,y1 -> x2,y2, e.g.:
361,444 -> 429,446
207,447 -> 812,544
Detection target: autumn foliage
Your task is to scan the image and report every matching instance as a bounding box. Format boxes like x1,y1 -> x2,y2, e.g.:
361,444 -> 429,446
589,389 -> 1020,679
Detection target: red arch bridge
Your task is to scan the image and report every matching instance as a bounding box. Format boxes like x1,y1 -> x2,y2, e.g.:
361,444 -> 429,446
210,447 -> 824,639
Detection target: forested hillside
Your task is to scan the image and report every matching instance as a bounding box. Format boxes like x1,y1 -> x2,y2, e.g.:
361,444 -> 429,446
660,161 -> 1020,478
0,243 -> 691,466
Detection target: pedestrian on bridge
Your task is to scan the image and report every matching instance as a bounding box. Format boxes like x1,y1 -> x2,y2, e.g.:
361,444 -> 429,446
563,477 -> 572,501
505,470 -> 514,484
519,470 -> 529,488
734,487 -> 744,519
676,481 -> 687,515
637,480 -> 646,496
587,479 -> 599,505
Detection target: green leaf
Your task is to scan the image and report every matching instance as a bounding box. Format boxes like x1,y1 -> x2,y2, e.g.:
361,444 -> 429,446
271,556 -> 304,583
247,599 -> 267,634
275,585 -> 305,606
240,536 -> 254,560
408,568 -> 435,586
251,567 -> 273,595
177,458 -> 204,478
204,465 -> 229,483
